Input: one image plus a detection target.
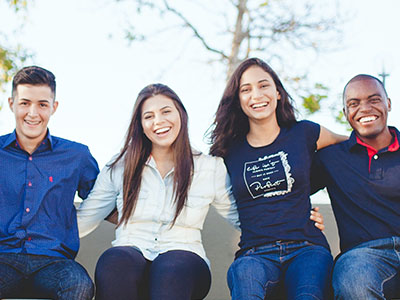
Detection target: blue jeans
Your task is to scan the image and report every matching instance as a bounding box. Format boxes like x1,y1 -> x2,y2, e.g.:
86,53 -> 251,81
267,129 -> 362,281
227,240 -> 333,300
333,236 -> 400,300
0,253 -> 93,300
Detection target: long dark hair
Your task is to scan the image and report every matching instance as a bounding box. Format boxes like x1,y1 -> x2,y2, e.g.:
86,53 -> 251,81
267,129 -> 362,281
209,57 -> 296,157
110,83 -> 194,227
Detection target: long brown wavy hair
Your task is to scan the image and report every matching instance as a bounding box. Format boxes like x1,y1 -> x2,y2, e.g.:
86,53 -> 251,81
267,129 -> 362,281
110,83 -> 194,227
209,57 -> 297,157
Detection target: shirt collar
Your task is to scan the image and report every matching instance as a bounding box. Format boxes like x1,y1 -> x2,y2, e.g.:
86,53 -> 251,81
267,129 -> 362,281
348,126 -> 399,153
145,155 -> 175,177
1,129 -> 54,151
145,155 -> 158,168
2,130 -> 18,149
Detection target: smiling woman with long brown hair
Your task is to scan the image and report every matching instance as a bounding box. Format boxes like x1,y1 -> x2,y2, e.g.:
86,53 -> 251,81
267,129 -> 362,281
210,57 -> 347,299
76,83 -> 239,300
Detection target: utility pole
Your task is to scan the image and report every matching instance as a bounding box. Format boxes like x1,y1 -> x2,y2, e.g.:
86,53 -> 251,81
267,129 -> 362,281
378,67 -> 390,87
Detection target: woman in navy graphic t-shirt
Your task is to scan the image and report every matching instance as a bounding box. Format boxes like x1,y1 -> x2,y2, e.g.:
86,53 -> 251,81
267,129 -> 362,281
209,57 -> 346,299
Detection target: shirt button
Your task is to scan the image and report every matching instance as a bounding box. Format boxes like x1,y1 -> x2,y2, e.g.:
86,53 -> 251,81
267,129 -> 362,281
155,237 -> 158,241
373,155 -> 378,160
26,207 -> 30,213
28,182 -> 32,187
15,230 -> 26,239
29,156 -> 32,161
27,237 -> 32,241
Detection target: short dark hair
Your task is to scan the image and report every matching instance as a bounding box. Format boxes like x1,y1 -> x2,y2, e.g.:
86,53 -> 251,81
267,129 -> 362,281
12,66 -> 56,99
343,74 -> 388,101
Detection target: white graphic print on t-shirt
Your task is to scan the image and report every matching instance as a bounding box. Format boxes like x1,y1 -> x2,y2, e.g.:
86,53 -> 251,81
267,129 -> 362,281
243,151 -> 294,199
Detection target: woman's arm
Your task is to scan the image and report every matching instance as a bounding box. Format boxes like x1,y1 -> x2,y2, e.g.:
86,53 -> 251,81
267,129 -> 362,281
212,157 -> 241,230
77,164 -> 119,237
316,126 -> 348,150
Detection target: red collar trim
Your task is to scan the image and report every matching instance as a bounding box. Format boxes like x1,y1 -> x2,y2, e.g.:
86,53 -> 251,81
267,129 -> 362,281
356,136 -> 377,156
355,128 -> 399,153
388,128 -> 399,151
356,129 -> 399,172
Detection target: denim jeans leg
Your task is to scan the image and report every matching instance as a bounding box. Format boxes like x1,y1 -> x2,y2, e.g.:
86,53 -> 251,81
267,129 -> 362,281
333,238 -> 399,300
32,258 -> 94,300
0,258 -> 26,297
284,244 -> 333,300
227,250 -> 281,300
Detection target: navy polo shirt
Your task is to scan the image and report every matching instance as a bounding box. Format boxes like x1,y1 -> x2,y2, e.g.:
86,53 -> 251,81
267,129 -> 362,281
312,127 -> 400,253
224,120 -> 329,253
0,130 -> 99,259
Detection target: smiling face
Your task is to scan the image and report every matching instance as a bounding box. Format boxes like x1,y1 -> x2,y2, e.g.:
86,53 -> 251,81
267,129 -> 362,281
344,78 -> 391,144
8,84 -> 58,152
141,94 -> 181,152
239,66 -> 281,125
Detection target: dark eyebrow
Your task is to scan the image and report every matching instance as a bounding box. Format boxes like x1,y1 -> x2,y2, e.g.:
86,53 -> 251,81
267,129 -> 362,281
345,97 -> 360,103
239,79 -> 270,89
346,93 -> 383,103
367,93 -> 383,99
142,105 -> 172,115
19,98 -> 51,103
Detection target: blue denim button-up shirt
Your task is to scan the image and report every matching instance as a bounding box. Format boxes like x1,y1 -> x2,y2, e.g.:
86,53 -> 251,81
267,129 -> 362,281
0,130 -> 99,259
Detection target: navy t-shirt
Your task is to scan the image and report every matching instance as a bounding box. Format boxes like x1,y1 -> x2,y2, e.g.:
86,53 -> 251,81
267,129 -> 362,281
224,120 -> 329,252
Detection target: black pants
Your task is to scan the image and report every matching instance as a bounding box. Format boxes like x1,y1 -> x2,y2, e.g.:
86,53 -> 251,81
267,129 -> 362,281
95,246 -> 211,300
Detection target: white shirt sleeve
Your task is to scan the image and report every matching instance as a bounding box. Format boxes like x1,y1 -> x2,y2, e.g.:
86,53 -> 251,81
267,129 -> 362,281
77,163 -> 119,237
211,157 -> 241,231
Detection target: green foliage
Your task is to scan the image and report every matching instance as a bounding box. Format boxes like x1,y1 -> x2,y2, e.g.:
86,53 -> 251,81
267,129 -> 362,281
301,82 -> 329,114
334,109 -> 352,131
0,45 -> 30,93
6,0 -> 28,12
302,94 -> 326,114
0,0 -> 32,96
0,0 -> 33,114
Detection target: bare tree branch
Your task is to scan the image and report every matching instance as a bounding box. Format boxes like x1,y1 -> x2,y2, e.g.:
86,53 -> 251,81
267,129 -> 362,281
162,0 -> 228,59
118,0 -> 346,116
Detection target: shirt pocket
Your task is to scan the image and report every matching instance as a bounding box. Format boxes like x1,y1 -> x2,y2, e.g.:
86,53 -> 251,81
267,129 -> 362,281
175,194 -> 211,228
125,191 -> 155,222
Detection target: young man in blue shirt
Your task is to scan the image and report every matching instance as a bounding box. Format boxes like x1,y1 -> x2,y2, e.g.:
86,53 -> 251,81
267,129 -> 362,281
0,66 -> 99,299
312,74 -> 400,299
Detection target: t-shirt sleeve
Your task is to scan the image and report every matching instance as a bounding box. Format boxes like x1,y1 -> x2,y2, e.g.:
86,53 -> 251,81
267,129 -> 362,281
300,120 -> 321,153
310,151 -> 327,194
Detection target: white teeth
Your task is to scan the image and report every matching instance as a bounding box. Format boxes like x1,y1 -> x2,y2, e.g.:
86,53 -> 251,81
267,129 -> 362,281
359,116 -> 377,123
155,127 -> 170,134
25,120 -> 40,125
252,103 -> 267,109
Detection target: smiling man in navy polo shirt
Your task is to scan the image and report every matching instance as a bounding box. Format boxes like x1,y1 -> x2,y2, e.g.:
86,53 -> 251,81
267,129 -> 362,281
312,74 -> 400,299
0,66 -> 99,299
